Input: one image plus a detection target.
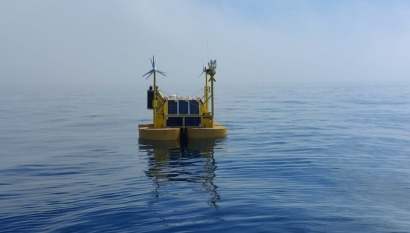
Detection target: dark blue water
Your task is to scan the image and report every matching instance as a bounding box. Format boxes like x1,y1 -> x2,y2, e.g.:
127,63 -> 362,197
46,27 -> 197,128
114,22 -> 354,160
1,83 -> 410,232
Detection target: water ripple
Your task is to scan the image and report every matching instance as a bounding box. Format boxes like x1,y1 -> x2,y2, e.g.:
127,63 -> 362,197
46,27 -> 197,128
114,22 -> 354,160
1,84 -> 410,232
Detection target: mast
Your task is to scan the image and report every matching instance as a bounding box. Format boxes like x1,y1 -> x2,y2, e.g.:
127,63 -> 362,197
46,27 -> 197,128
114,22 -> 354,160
153,70 -> 157,127
205,60 -> 217,127
142,56 -> 166,128
204,67 -> 209,111
210,74 -> 214,127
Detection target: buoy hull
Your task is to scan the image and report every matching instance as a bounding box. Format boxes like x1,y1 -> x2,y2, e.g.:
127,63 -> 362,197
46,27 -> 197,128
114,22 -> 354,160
138,123 -> 227,141
187,125 -> 227,139
139,124 -> 180,141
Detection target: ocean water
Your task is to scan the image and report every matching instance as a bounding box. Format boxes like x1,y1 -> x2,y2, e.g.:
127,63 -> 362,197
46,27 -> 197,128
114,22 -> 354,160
1,82 -> 410,233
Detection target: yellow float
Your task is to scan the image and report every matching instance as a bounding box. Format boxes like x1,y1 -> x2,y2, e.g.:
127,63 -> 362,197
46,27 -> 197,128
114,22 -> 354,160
138,56 -> 227,141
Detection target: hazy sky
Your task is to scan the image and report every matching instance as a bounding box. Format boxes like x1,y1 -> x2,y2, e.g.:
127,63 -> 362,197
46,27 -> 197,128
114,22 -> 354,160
1,0 -> 410,88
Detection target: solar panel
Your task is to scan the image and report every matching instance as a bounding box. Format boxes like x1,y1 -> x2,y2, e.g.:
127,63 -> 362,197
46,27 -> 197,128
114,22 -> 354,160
168,100 -> 178,114
178,100 -> 188,114
189,100 -> 199,114
167,117 -> 183,127
185,117 -> 201,127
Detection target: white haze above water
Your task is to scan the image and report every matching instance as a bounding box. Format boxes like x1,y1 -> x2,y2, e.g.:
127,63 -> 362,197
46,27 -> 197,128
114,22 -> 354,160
1,0 -> 410,90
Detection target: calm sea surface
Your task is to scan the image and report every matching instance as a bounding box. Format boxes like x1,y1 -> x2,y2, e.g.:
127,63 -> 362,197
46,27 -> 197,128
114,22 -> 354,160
1,82 -> 410,232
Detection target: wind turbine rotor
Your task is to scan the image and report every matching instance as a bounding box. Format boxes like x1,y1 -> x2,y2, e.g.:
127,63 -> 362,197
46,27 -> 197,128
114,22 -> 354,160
141,55 -> 166,79
206,59 -> 216,77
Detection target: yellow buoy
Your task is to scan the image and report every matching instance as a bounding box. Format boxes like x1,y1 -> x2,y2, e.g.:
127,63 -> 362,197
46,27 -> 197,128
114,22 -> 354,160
139,57 -> 227,141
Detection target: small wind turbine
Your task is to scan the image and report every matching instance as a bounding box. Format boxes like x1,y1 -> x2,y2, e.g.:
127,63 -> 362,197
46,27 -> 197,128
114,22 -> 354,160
199,59 -> 217,126
142,56 -> 166,79
142,56 -> 166,127
206,60 -> 217,81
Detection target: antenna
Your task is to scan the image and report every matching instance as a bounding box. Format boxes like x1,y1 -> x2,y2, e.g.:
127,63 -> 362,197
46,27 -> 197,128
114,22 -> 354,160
206,40 -> 209,61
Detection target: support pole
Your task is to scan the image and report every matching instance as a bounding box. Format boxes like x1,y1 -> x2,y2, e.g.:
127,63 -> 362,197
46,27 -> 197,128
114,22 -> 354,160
204,72 -> 209,111
210,75 -> 214,127
153,72 -> 157,127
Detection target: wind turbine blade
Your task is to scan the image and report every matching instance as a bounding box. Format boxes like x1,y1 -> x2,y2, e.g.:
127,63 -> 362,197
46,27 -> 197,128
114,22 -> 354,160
151,56 -> 156,68
198,70 -> 204,78
145,73 -> 153,80
157,70 -> 166,76
142,69 -> 153,78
